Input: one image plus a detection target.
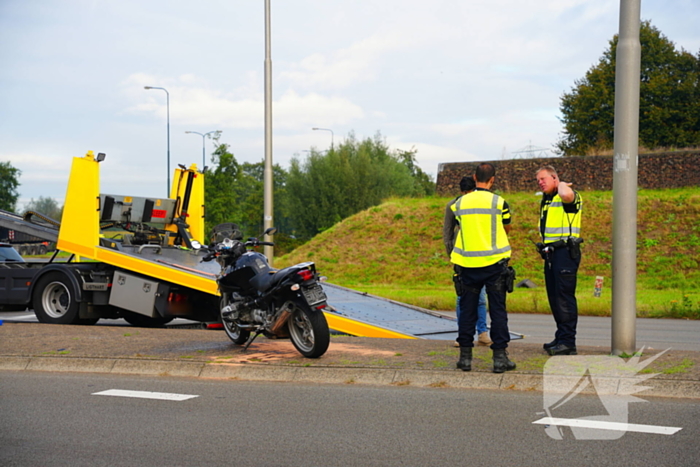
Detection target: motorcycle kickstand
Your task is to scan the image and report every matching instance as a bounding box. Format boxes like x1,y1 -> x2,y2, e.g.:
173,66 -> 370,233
242,329 -> 264,351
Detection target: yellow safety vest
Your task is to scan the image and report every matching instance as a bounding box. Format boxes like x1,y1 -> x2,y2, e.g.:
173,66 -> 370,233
540,192 -> 582,243
450,190 -> 511,268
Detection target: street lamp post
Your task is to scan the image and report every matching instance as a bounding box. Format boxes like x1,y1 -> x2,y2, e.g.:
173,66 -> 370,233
185,130 -> 220,170
144,86 -> 170,196
264,0 -> 274,263
312,127 -> 334,149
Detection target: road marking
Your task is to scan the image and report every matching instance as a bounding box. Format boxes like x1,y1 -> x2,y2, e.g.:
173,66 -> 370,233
92,389 -> 199,401
533,417 -> 682,435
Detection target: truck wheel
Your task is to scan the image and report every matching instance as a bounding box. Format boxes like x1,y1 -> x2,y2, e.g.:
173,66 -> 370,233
19,245 -> 28,256
32,272 -> 80,324
38,244 -> 48,255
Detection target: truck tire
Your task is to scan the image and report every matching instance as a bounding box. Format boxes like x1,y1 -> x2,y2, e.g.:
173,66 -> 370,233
32,272 -> 81,324
19,245 -> 28,256
38,244 -> 48,255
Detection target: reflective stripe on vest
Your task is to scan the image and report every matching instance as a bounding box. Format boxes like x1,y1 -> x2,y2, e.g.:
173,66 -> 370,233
541,193 -> 582,243
450,191 -> 511,268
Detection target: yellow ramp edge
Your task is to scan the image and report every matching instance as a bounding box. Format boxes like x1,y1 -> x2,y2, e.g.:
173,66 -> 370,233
323,313 -> 418,339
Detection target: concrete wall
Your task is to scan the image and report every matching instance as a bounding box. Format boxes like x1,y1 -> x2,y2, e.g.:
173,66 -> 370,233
436,151 -> 700,196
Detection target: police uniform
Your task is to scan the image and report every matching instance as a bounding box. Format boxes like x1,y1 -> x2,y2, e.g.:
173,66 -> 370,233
540,190 -> 582,349
450,188 -> 511,350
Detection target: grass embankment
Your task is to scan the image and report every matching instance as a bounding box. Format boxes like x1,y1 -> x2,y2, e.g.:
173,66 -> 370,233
277,188 -> 700,319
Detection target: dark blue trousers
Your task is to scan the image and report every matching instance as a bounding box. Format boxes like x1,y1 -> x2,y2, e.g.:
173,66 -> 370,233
544,248 -> 580,346
457,262 -> 510,350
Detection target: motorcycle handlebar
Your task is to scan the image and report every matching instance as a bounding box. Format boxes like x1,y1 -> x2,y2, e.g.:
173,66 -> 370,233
244,241 -> 275,248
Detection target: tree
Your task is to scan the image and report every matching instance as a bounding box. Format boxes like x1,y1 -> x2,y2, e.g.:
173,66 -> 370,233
203,142 -> 240,237
203,140 -> 291,243
396,147 -> 435,196
557,21 -> 700,156
24,196 -> 62,220
286,132 -> 420,238
0,161 -> 21,212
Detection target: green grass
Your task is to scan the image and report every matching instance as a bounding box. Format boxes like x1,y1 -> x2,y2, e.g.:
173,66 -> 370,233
639,358 -> 695,375
277,187 -> 700,318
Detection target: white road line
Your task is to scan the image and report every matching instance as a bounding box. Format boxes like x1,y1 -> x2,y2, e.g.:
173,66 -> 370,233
92,389 -> 199,401
533,417 -> 682,435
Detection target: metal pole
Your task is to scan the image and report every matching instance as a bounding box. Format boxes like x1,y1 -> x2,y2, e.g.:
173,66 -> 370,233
263,0 -> 274,263
185,130 -> 219,171
166,90 -> 170,197
144,86 -> 171,197
611,0 -> 641,356
201,135 -> 205,169
312,127 -> 334,149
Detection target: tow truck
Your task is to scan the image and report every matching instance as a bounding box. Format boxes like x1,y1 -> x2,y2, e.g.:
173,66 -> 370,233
2,151 -> 486,341
0,151 -> 220,326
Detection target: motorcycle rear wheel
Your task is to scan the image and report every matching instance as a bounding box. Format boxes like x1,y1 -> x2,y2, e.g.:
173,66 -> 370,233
221,294 -> 250,345
288,299 -> 330,358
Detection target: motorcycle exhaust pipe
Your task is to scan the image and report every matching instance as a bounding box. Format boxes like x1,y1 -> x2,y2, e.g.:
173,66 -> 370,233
270,307 -> 293,335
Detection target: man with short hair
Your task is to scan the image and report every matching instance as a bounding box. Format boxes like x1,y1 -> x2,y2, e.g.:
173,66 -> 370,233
451,163 -> 515,374
443,176 -> 491,347
536,165 -> 583,356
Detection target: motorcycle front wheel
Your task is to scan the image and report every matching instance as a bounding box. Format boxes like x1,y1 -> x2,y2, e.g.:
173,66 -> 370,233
288,299 -> 330,358
221,294 -> 250,345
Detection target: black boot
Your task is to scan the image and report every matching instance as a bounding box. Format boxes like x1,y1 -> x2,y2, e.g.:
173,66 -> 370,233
493,349 -> 516,373
543,339 -> 558,351
456,347 -> 472,371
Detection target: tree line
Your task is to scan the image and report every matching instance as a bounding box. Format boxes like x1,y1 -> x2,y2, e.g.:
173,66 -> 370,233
204,132 -> 434,252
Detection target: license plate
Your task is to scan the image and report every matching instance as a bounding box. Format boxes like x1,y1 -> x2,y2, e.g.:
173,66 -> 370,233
302,284 -> 327,306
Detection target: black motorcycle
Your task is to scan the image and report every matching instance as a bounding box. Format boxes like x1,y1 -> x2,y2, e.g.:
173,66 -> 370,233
202,225 -> 330,358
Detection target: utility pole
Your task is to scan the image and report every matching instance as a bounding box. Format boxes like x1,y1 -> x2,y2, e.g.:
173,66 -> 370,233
611,0 -> 641,356
263,0 -> 274,264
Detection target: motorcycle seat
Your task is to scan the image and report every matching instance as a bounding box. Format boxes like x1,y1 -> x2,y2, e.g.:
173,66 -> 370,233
249,266 -> 300,293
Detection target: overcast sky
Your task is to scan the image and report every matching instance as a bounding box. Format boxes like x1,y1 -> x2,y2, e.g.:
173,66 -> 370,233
1,0 -> 698,209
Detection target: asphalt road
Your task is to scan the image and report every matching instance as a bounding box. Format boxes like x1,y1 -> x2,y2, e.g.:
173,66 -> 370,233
439,312 -> 700,351
1,371 -> 698,467
3,310 -> 699,351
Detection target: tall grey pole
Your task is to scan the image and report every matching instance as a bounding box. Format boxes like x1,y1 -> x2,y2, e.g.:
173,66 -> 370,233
144,86 -> 171,197
166,91 -> 170,197
263,0 -> 274,263
611,0 -> 641,356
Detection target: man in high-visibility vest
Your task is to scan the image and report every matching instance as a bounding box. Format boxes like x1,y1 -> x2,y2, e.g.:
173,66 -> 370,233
536,165 -> 583,356
451,163 -> 516,374
442,175 -> 491,348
